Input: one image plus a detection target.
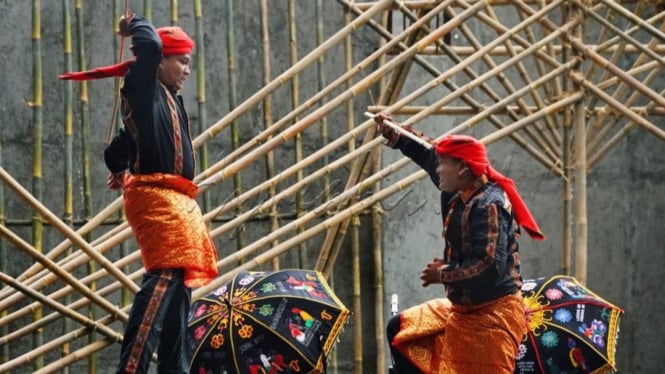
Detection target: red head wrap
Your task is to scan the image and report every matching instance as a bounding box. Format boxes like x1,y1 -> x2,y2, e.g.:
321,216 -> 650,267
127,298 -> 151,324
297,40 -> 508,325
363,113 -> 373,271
157,26 -> 194,56
435,134 -> 545,240
58,26 -> 194,81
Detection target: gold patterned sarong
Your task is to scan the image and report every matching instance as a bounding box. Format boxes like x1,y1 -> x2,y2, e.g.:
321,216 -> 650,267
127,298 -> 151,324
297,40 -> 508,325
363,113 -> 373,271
123,173 -> 218,288
392,294 -> 527,373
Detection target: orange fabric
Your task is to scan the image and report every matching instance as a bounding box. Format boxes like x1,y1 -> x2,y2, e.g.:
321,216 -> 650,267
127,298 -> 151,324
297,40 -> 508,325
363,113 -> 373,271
393,294 -> 527,374
123,173 -> 218,288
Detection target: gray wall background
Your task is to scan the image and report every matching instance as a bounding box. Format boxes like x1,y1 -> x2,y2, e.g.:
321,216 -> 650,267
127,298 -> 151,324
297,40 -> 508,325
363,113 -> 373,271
1,1 -> 664,373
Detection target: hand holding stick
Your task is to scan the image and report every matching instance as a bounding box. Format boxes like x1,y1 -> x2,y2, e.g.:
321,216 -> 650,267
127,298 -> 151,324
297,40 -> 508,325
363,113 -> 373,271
365,111 -> 433,150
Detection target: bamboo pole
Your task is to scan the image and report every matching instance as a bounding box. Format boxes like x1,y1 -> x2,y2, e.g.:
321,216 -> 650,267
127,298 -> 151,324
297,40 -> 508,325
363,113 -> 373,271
288,0 -> 308,268
61,0 -> 74,369
225,0 -> 245,251
0,98 -> 7,369
143,0 -> 151,21
412,43 -> 665,56
260,0 -> 281,271
192,0 -> 211,213
30,1 -> 44,369
171,0 -> 178,26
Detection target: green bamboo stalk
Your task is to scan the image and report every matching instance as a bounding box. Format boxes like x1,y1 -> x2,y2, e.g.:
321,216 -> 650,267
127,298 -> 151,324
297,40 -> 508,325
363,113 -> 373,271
61,0 -> 74,371
193,0 -> 211,214
226,0 -> 245,252
260,0 -> 281,270
288,0 -> 308,268
143,0 -> 152,21
30,0 -> 44,370
113,0 -> 132,311
74,1 -> 97,371
315,0 -> 330,204
171,0 -> 178,26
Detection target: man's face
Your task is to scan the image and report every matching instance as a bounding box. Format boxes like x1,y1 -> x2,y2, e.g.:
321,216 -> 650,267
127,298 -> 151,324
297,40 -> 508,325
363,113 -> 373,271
436,155 -> 465,193
158,54 -> 191,92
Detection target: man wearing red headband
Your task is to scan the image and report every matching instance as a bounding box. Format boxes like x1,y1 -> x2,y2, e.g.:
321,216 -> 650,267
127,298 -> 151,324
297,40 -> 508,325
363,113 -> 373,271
375,113 -> 544,373
61,14 -> 218,373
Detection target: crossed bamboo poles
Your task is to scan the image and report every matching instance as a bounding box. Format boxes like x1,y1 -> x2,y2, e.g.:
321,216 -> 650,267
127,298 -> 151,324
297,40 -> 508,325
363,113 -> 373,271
2,0 -> 665,371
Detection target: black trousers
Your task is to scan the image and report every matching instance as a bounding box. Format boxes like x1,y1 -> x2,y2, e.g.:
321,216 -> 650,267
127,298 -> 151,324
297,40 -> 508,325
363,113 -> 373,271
386,313 -> 425,374
117,268 -> 191,374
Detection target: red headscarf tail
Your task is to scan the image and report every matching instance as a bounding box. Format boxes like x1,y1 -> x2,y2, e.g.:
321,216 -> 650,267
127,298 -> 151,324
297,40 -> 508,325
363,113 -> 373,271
58,26 -> 194,81
435,135 -> 546,241
58,59 -> 134,81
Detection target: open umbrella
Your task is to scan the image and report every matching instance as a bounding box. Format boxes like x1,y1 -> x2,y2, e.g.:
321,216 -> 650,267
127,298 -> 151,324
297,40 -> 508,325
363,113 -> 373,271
187,269 -> 349,374
515,275 -> 624,374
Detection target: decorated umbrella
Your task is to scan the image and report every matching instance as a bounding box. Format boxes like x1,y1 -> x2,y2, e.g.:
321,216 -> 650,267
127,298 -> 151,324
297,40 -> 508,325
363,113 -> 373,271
515,275 -> 624,374
187,269 -> 349,374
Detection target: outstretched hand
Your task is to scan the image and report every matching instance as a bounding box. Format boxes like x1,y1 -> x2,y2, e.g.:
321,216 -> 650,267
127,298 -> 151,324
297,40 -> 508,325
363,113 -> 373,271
420,257 -> 448,287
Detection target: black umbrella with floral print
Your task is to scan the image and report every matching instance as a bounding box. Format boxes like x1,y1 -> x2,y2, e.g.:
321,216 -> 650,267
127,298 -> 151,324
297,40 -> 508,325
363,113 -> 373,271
187,269 -> 349,374
515,275 -> 624,374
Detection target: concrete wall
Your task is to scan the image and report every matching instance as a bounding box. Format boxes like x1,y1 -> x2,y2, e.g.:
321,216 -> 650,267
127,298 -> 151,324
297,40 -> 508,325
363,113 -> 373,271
0,1 -> 663,373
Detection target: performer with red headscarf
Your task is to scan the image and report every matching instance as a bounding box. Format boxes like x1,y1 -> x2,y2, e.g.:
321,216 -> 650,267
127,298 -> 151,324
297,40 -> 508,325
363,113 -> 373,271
374,113 -> 544,373
60,14 -> 218,374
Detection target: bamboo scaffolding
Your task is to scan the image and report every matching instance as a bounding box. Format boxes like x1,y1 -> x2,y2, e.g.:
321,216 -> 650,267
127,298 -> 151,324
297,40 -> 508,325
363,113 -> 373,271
588,88 -> 665,168
0,168 -> 139,293
193,0 -> 440,188
343,0 -> 561,175
0,272 -> 123,344
194,4 -> 466,196
452,6 -> 562,157
0,225 -> 126,320
191,0 -> 393,148
587,19 -> 665,153
0,265 -> 140,346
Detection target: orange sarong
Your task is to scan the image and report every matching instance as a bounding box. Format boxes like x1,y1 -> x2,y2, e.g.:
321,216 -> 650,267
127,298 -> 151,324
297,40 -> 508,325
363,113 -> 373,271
392,294 -> 527,374
123,173 -> 218,288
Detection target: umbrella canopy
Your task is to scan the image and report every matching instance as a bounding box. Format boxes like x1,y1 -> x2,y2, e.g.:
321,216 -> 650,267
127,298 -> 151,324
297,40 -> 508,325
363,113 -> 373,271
515,275 -> 624,374
187,269 -> 349,374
